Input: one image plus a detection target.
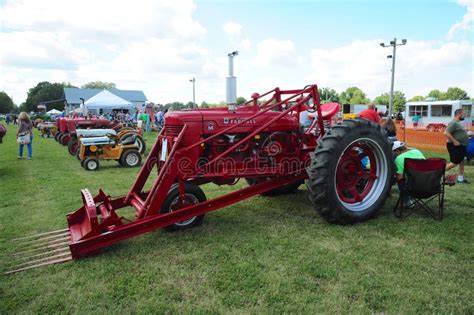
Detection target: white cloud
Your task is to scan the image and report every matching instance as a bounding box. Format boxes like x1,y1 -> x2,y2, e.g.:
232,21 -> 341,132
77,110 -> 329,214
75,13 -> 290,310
254,38 -> 298,67
448,0 -> 474,39
0,0 -> 208,104
223,22 -> 242,37
308,39 -> 474,99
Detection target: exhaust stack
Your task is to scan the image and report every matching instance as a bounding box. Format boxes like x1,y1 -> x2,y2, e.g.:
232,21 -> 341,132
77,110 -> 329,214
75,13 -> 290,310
226,51 -> 238,112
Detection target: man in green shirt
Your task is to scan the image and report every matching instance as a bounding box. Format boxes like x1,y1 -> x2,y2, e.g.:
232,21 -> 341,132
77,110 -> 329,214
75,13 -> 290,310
444,109 -> 469,184
393,141 -> 426,207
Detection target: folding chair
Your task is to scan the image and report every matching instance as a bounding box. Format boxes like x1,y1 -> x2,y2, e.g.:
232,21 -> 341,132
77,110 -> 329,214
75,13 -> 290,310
393,158 -> 447,220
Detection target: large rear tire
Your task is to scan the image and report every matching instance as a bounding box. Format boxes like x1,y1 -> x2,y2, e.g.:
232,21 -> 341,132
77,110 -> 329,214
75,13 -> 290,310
306,119 -> 394,224
161,183 -> 206,231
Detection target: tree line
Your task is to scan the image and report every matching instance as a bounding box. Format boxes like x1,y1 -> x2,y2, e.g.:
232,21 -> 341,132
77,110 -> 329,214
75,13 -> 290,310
0,81 -> 471,114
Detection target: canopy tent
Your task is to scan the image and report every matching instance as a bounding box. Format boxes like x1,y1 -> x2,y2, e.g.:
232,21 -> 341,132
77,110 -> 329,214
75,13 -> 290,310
47,109 -> 62,115
84,90 -> 133,111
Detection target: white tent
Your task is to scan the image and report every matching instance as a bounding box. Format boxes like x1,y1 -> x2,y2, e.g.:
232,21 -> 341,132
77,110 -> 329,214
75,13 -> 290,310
47,109 -> 62,115
84,90 -> 133,111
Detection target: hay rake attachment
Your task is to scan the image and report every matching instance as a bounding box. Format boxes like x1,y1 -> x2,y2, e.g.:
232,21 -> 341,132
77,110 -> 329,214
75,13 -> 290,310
6,229 -> 72,274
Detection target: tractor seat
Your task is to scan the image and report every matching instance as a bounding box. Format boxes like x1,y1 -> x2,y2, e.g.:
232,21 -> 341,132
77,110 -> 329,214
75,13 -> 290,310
119,135 -> 137,145
309,102 -> 340,120
80,136 -> 116,146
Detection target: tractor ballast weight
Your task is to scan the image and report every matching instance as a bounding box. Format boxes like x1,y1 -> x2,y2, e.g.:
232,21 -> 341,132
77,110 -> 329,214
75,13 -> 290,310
7,85 -> 394,274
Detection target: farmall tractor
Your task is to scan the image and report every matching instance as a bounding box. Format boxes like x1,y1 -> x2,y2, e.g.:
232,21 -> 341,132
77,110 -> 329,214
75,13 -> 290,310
8,85 -> 394,273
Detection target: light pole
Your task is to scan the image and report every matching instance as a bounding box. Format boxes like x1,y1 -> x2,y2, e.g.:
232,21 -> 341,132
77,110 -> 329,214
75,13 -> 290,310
226,51 -> 238,112
380,38 -> 407,117
189,77 -> 196,108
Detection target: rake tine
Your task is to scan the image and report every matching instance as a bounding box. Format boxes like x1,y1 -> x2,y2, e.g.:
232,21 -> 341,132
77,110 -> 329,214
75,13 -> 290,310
11,251 -> 72,269
13,247 -> 71,263
16,232 -> 70,246
5,254 -> 72,275
15,234 -> 71,249
13,240 -> 70,257
12,229 -> 69,241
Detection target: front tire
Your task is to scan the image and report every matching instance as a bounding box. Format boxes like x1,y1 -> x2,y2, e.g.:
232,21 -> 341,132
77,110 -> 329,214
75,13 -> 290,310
84,158 -> 99,171
306,119 -> 394,224
120,149 -> 142,167
161,183 -> 206,231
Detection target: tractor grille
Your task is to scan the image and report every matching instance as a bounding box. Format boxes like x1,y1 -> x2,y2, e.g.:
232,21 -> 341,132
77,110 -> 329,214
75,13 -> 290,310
164,124 -> 186,145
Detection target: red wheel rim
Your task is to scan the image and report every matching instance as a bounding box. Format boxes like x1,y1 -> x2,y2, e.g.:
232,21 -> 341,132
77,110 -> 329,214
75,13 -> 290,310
71,143 -> 78,154
336,142 -> 378,204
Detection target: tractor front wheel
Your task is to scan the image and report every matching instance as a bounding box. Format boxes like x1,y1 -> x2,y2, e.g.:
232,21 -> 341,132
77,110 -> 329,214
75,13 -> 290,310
120,149 -> 142,167
161,183 -> 206,231
306,119 -> 394,224
83,158 -> 99,171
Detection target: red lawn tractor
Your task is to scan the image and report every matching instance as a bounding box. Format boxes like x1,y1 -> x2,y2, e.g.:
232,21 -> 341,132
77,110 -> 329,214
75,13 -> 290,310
8,85 -> 394,273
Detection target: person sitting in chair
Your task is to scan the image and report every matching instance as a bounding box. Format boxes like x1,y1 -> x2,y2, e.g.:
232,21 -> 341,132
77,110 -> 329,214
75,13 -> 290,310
392,141 -> 425,207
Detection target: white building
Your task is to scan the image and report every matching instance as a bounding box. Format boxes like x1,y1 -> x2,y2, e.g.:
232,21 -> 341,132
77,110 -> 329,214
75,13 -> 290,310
405,99 -> 472,129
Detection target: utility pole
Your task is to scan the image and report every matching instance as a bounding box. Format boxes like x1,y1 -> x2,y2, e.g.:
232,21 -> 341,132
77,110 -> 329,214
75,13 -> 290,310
189,77 -> 196,108
380,38 -> 407,117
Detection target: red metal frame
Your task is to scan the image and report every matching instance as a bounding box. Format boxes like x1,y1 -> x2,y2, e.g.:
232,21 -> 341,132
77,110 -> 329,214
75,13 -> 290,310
66,85 -> 333,258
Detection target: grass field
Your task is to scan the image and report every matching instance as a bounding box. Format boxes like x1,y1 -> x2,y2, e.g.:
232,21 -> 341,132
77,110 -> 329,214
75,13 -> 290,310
0,124 -> 473,313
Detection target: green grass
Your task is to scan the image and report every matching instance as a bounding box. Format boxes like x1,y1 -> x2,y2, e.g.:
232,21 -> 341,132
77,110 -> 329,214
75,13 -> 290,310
0,124 -> 473,313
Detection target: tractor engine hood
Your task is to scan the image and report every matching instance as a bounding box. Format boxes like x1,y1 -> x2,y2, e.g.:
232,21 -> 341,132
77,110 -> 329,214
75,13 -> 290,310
165,107 -> 298,134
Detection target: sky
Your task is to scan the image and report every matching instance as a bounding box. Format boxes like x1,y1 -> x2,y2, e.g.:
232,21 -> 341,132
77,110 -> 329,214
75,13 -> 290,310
0,0 -> 473,105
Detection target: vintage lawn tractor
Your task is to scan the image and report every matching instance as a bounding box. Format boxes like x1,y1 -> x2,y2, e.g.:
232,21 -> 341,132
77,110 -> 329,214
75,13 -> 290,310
37,121 -> 58,138
55,118 -> 113,145
78,133 -> 143,170
69,127 -> 145,156
7,85 -> 394,274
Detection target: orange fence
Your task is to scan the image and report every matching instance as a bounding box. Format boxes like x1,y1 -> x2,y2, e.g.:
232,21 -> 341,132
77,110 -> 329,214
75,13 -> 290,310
399,129 -> 447,153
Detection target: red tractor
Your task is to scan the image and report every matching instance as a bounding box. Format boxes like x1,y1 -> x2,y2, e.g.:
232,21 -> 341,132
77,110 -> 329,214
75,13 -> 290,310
8,85 -> 394,273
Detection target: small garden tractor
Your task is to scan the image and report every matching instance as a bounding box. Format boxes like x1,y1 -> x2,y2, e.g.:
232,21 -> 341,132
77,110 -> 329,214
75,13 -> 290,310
69,127 -> 145,156
37,121 -> 58,138
7,85 -> 394,274
78,133 -> 143,170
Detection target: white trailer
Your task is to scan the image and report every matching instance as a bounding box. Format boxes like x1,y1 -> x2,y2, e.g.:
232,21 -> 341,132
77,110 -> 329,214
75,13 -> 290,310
405,99 -> 472,130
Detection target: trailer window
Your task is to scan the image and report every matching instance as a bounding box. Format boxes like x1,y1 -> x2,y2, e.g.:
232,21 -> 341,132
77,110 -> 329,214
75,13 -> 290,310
431,105 -> 452,117
409,105 -> 428,117
462,105 -> 472,117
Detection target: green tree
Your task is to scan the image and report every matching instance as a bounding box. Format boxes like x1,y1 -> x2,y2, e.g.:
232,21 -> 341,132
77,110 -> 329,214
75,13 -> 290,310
374,91 -> 406,113
319,87 -> 339,103
200,101 -> 209,108
166,102 -> 185,111
409,95 -> 425,102
24,82 -> 66,112
427,89 -> 446,100
444,87 -> 469,100
185,101 -> 195,109
81,81 -> 116,89
236,96 -> 247,105
0,91 -> 15,114
339,87 -> 368,105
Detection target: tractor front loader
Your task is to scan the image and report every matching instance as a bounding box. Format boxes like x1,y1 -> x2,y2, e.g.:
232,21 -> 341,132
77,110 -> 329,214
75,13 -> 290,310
6,85 -> 394,274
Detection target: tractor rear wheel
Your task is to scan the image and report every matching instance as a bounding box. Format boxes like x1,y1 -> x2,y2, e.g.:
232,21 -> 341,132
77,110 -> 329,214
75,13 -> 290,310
54,132 -> 61,142
120,133 -> 146,154
68,139 -> 79,156
161,183 -> 206,231
306,119 -> 393,224
245,178 -> 303,196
